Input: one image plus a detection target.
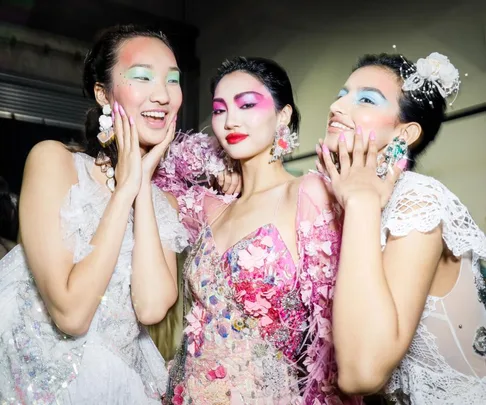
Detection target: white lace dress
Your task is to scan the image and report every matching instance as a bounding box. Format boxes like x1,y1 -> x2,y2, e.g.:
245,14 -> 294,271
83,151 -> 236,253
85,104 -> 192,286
0,152 -> 189,404
381,172 -> 486,405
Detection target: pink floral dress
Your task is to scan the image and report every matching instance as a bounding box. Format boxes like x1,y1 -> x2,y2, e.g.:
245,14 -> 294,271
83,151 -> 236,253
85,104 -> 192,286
164,173 -> 363,405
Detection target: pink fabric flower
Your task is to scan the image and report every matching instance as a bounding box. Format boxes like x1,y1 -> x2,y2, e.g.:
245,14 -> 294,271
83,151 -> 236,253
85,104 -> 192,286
172,384 -> 184,405
207,365 -> 227,381
184,305 -> 205,339
237,244 -> 267,270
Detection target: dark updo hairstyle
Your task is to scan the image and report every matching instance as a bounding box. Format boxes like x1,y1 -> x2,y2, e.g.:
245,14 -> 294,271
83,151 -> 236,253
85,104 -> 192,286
80,24 -> 173,167
354,53 -> 447,169
210,56 -> 301,134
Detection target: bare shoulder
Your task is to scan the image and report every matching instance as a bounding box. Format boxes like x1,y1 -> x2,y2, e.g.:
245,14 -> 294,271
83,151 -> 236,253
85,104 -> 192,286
295,171 -> 331,201
24,140 -> 77,181
21,141 -> 78,204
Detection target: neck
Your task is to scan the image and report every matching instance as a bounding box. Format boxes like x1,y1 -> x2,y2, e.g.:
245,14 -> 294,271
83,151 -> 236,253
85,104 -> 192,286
239,148 -> 294,199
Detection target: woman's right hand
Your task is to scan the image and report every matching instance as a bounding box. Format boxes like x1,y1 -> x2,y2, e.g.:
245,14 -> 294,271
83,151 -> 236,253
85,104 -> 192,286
112,101 -> 142,200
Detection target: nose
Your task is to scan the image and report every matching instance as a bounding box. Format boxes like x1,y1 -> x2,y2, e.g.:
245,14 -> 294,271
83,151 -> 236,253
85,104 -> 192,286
329,95 -> 347,116
150,83 -> 170,105
224,107 -> 241,130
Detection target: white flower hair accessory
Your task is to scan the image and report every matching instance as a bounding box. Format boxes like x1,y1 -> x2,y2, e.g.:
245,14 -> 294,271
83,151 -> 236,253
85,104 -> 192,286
400,52 -> 461,106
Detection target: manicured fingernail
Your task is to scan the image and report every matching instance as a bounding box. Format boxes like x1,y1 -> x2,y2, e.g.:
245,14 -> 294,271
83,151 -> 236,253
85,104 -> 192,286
339,132 -> 345,142
315,144 -> 321,154
397,158 -> 408,170
119,105 -> 126,117
356,126 -> 362,135
322,145 -> 330,155
129,116 -> 134,125
111,112 -> 114,120
369,131 -> 376,141
172,116 -> 177,124
113,101 -> 119,113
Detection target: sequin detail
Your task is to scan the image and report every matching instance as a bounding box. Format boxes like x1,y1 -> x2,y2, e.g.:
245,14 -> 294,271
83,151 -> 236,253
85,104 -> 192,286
0,152 -> 189,404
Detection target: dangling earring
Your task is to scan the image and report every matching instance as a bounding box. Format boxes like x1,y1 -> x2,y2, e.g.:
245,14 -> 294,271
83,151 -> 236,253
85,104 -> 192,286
376,137 -> 408,179
269,124 -> 299,163
97,104 -> 114,147
95,151 -> 116,192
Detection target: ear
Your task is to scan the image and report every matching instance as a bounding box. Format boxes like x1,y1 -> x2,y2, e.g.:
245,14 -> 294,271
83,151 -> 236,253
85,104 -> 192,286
398,121 -> 422,147
277,104 -> 292,127
94,83 -> 110,107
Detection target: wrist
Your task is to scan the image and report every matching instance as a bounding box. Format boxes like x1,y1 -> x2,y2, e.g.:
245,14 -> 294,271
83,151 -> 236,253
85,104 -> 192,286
344,192 -> 381,210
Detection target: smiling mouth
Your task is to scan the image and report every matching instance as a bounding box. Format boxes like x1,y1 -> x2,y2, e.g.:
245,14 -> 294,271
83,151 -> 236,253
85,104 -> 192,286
329,121 -> 353,131
141,111 -> 166,120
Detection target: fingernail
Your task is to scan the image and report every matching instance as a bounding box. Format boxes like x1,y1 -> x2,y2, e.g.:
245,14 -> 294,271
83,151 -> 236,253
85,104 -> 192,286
397,158 -> 408,170
119,105 -> 126,116
129,116 -> 134,125
315,144 -> 321,154
111,112 -> 114,120
369,131 -> 376,141
172,116 -> 178,124
323,145 -> 330,155
356,126 -> 362,135
113,101 -> 119,113
339,132 -> 345,142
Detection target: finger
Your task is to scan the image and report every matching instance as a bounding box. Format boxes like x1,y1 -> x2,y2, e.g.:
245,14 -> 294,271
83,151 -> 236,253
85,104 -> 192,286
234,176 -> 242,195
222,173 -> 232,193
129,116 -> 139,152
365,130 -> 377,169
338,132 -> 351,176
315,143 -> 323,160
226,173 -> 240,194
320,143 -> 339,182
216,171 -> 225,187
162,121 -> 176,149
387,158 -> 407,183
119,104 -> 130,154
113,101 -> 124,151
352,126 -> 365,167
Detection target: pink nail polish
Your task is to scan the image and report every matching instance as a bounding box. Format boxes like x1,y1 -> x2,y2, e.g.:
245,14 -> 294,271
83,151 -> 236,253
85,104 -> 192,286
397,159 -> 408,170
119,105 -> 126,116
323,145 -> 330,155
172,116 -> 178,124
129,116 -> 134,125
339,132 -> 345,142
113,101 -> 119,113
369,131 -> 376,141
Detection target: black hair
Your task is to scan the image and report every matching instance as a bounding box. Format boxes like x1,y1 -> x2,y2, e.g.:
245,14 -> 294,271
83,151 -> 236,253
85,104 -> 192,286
0,177 -> 18,242
79,24 -> 173,167
354,53 -> 446,169
210,56 -> 301,134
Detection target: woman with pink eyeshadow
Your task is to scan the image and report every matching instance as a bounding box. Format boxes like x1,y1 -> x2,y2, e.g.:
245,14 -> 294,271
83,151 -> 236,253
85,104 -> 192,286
164,57 -> 363,405
317,53 -> 486,404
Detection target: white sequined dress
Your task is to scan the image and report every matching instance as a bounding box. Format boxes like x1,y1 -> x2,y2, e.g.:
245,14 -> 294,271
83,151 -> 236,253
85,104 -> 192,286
382,172 -> 486,404
0,152 -> 189,404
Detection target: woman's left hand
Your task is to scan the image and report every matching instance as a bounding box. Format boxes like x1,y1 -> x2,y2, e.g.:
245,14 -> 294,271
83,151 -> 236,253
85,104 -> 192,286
142,118 -> 177,184
316,128 -> 406,209
216,169 -> 242,195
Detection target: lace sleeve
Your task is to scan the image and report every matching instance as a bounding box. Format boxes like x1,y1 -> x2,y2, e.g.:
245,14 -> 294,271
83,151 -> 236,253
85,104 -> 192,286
152,184 -> 189,253
381,172 -> 486,262
296,173 -> 362,404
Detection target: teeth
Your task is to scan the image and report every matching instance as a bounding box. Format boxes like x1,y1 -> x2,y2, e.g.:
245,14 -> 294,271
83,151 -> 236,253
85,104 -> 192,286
330,122 -> 351,130
142,111 -> 166,119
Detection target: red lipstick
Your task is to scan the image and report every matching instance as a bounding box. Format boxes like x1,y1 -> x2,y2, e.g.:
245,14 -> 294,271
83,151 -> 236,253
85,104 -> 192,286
226,133 -> 249,145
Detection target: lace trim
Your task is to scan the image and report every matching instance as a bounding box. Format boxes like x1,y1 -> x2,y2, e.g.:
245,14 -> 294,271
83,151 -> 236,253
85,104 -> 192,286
151,184 -> 189,253
381,172 -> 486,287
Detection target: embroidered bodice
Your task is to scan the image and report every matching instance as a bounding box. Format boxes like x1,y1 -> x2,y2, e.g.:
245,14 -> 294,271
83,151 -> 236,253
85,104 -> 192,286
165,173 -> 363,405
382,171 -> 486,405
0,152 -> 189,404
